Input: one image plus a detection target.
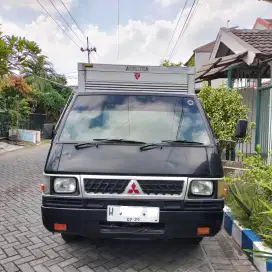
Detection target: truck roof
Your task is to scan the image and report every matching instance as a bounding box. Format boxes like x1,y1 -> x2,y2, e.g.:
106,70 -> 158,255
75,90 -> 197,97
77,63 -> 195,94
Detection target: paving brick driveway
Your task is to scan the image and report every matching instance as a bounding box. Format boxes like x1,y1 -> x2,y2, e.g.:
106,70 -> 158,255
0,145 -> 257,272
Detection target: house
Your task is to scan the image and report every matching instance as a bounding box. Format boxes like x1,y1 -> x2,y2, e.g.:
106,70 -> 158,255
195,25 -> 272,159
186,18 -> 272,92
253,18 -> 272,30
186,41 -> 219,92
185,41 -> 223,92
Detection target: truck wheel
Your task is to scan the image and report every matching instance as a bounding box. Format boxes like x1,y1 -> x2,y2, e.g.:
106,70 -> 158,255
61,233 -> 78,243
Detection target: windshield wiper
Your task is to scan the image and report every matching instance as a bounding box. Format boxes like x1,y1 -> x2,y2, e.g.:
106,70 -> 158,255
74,142 -> 98,150
161,140 -> 204,145
139,140 -> 204,152
92,138 -> 146,144
139,143 -> 164,151
75,139 -> 146,150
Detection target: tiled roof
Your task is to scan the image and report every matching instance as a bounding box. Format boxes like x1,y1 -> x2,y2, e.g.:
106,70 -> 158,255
194,41 -> 215,53
230,29 -> 272,55
264,19 -> 272,24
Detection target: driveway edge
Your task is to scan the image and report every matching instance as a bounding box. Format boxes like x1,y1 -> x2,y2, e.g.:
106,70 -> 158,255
223,206 -> 272,272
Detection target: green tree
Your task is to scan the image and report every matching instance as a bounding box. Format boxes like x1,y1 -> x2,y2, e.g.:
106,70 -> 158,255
49,73 -> 72,99
31,89 -> 66,121
0,29 -> 72,125
22,55 -> 54,79
0,75 -> 32,140
0,31 -> 41,76
0,31 -> 12,76
22,55 -> 56,94
186,55 -> 195,67
198,84 -> 255,148
161,60 -> 184,67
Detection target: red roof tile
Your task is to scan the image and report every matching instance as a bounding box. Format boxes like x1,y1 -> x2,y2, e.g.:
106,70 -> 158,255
264,19 -> 272,24
230,29 -> 272,55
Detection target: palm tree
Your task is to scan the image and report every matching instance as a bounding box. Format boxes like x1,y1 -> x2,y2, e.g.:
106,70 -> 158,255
23,55 -> 54,77
22,55 -> 55,92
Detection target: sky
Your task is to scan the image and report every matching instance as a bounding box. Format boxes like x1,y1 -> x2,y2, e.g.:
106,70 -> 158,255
0,0 -> 272,85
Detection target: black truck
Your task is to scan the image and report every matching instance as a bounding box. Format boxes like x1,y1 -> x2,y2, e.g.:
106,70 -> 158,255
41,63 -> 247,242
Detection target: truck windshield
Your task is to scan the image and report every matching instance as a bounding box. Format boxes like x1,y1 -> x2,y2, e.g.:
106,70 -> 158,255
59,94 -> 211,145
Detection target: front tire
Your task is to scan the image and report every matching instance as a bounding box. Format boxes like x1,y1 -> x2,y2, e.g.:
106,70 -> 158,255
61,233 -> 78,243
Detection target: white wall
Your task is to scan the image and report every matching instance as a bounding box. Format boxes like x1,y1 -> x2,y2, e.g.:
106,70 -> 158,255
195,52 -> 226,90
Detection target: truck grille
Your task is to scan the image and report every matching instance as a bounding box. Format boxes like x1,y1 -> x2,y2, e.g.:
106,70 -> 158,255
83,178 -> 184,195
84,179 -> 130,194
138,180 -> 184,195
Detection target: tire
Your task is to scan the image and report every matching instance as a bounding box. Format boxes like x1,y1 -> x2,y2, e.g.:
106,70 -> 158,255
61,233 -> 78,243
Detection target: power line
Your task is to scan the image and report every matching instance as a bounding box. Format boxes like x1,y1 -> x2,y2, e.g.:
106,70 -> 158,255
117,0 -> 120,61
80,37 -> 97,63
163,0 -> 189,60
59,0 -> 99,61
34,74 -> 69,87
49,0 -> 85,46
36,0 -> 81,49
168,0 -> 197,61
179,0 -> 201,48
59,0 -> 87,40
168,0 -> 199,61
11,71 -> 68,87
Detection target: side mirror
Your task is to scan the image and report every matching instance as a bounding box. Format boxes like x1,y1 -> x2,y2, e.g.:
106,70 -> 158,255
42,123 -> 55,139
235,119 -> 248,138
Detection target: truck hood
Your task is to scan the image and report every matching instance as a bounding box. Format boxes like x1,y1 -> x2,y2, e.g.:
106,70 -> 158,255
45,144 -> 223,178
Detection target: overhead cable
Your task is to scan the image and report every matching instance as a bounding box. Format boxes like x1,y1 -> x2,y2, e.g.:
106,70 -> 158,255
36,0 -> 81,49
59,0 -> 87,39
163,0 -> 189,60
117,0 -> 120,61
49,0 -> 85,46
168,0 -> 199,61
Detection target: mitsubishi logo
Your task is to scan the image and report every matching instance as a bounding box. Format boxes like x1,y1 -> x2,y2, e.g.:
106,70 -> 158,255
124,180 -> 144,195
128,183 -> 140,194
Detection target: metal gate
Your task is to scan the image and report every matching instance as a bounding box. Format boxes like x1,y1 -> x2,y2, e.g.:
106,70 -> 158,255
235,87 -> 257,158
0,112 -> 11,139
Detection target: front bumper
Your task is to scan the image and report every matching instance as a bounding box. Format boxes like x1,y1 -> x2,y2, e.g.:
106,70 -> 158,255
41,206 -> 223,240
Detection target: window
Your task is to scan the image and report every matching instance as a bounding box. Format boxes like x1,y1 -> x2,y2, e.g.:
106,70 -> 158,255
59,94 -> 211,145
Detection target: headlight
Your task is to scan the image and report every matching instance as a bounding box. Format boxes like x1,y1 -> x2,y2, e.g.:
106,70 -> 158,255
190,180 -> 213,196
54,177 -> 77,193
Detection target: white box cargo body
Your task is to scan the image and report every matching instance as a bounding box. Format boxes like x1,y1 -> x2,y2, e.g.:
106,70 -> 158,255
78,63 -> 195,93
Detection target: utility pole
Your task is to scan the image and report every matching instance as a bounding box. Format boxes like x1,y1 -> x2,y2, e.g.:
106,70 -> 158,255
80,37 -> 97,63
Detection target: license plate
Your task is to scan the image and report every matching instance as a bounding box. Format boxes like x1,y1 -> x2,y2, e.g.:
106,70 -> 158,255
107,206 -> 160,223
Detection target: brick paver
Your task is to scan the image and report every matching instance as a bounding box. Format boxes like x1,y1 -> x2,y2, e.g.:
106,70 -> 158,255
0,145 -> 257,272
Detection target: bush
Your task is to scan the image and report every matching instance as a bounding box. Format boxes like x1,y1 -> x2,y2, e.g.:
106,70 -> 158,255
0,76 -> 31,128
225,146 -> 272,247
31,89 -> 66,122
199,84 -> 255,150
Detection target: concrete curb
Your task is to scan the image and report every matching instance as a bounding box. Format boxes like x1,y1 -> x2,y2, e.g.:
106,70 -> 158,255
223,206 -> 272,272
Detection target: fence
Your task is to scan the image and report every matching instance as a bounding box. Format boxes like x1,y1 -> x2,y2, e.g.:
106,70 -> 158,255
222,83 -> 272,161
19,113 -> 46,132
0,111 -> 11,139
0,112 -> 46,139
235,87 -> 257,158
